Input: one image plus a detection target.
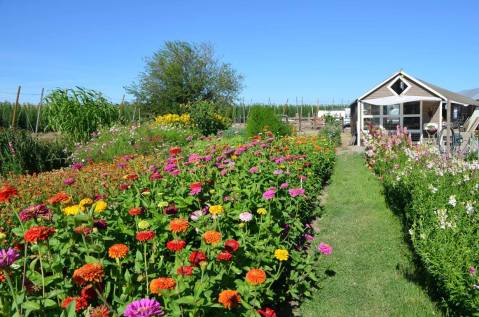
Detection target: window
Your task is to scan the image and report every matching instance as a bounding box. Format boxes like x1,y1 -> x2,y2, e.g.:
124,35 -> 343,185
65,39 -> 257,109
390,78 -> 409,95
403,101 -> 420,115
363,103 -> 380,115
384,118 -> 400,130
363,117 -> 380,130
383,104 -> 400,116
403,117 -> 421,130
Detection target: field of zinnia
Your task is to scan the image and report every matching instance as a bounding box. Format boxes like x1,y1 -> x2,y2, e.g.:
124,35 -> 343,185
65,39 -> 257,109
0,133 -> 335,317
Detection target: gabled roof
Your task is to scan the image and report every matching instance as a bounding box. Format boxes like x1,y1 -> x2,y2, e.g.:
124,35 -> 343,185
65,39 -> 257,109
357,70 -> 479,106
460,88 -> 479,100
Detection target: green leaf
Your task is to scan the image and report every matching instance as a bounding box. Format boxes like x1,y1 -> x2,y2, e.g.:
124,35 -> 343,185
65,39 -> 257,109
175,296 -> 196,305
22,301 -> 40,311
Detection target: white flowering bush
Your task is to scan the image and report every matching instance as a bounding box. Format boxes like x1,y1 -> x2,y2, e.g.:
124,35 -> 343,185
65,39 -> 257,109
366,126 -> 479,314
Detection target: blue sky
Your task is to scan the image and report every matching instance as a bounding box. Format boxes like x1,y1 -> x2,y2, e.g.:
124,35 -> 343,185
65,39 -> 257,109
1,0 -> 478,104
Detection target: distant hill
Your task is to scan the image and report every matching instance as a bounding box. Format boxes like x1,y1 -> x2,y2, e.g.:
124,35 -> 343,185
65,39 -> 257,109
460,88 -> 479,100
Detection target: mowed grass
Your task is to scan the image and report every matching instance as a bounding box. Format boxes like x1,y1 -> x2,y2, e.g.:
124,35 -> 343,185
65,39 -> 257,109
301,153 -> 442,317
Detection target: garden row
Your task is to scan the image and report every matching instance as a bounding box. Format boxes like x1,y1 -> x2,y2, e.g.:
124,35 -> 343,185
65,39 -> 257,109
0,133 -> 335,317
366,127 -> 479,315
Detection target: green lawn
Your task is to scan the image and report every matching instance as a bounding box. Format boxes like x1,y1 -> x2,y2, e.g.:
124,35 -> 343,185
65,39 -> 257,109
301,153 -> 442,317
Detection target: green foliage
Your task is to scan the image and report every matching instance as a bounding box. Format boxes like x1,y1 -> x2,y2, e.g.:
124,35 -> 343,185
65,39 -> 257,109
0,128 -> 69,176
246,106 -> 292,137
126,41 -> 243,114
318,115 -> 342,146
72,123 -> 198,162
188,101 -> 231,136
43,87 -> 120,143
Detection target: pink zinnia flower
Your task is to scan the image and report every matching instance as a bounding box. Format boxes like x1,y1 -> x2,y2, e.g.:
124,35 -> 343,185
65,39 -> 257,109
189,182 -> 202,195
288,188 -> 305,197
280,182 -> 289,189
239,212 -> 253,222
262,189 -> 276,200
249,167 -> 259,174
470,266 -> 476,275
318,242 -> 333,255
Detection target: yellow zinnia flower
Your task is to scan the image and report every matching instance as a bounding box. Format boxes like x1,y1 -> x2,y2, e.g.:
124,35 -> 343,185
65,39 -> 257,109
257,208 -> 267,215
209,205 -> 224,215
138,220 -> 151,229
79,198 -> 93,208
94,200 -> 108,213
63,204 -> 85,216
274,249 -> 289,261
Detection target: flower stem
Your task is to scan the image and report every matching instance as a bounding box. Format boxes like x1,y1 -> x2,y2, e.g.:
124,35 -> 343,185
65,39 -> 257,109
5,271 -> 22,317
144,243 -> 149,296
38,248 -> 46,298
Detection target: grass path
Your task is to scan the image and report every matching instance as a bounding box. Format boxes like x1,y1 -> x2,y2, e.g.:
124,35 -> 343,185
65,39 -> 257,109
301,153 -> 441,317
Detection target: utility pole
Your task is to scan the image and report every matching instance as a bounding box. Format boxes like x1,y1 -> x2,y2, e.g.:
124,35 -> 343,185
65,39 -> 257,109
35,88 -> 45,133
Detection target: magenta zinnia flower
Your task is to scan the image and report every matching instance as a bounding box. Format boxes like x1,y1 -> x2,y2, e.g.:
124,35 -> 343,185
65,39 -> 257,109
0,247 -> 20,268
280,182 -> 289,189
63,177 -> 75,186
19,204 -> 52,222
262,189 -> 276,200
470,266 -> 476,276
318,242 -> 333,255
124,298 -> 165,317
288,188 -> 305,197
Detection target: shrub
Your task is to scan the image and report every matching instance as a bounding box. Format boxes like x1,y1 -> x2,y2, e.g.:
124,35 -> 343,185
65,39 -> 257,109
189,101 -> 231,135
246,106 -> 292,137
366,127 -> 479,314
0,128 -> 68,176
155,113 -> 191,127
43,88 -> 120,142
0,134 -> 335,316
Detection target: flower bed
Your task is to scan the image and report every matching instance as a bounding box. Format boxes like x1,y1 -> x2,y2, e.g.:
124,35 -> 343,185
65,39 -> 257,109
366,127 -> 479,314
0,134 -> 335,316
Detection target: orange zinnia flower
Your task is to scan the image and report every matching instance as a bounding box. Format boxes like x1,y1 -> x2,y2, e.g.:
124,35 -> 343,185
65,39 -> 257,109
150,277 -> 176,293
90,305 -> 109,317
47,191 -> 71,205
246,268 -> 266,285
61,296 -> 88,312
0,185 -> 18,203
108,244 -> 129,259
218,290 -> 241,309
72,263 -> 104,286
24,226 -> 55,243
203,230 -> 221,244
168,218 -> 189,233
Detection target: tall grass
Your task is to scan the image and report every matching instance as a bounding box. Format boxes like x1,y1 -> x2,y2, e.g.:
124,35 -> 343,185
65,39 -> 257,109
0,101 -> 50,131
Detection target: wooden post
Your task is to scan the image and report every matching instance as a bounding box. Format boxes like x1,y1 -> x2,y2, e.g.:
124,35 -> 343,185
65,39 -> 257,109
446,100 -> 451,154
299,97 -> 303,132
11,85 -> 21,128
35,88 -> 45,133
357,101 -> 362,146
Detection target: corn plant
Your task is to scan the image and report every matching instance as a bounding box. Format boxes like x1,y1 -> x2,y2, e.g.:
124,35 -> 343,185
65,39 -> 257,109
43,87 -> 120,142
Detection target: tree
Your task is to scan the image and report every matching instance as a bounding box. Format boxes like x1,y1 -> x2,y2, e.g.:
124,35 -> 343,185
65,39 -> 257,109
126,41 -> 243,114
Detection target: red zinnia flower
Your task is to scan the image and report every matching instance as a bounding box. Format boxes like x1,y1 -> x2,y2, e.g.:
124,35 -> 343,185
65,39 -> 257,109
0,185 -> 17,203
224,239 -> 240,252
136,230 -> 156,242
80,284 -> 97,301
61,296 -> 88,312
108,243 -> 129,259
119,183 -> 130,191
177,265 -> 194,276
188,250 -> 207,266
169,147 -> 181,156
128,207 -> 143,216
258,307 -> 277,317
24,226 -> 55,243
166,240 -> 186,252
216,251 -> 233,262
